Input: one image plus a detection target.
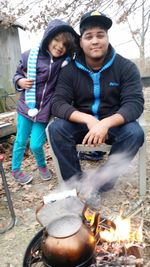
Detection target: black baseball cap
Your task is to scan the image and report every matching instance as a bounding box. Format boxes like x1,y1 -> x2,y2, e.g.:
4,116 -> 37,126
80,10 -> 112,32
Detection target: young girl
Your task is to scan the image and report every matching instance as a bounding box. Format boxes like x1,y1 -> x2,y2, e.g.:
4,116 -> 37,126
12,19 -> 78,185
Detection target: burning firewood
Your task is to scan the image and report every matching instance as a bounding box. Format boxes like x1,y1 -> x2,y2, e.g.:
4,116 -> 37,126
121,198 -> 144,219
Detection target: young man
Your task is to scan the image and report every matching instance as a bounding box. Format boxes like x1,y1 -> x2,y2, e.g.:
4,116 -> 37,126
47,11 -> 144,191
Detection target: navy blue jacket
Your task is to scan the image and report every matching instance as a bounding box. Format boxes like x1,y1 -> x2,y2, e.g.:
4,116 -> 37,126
51,44 -> 144,122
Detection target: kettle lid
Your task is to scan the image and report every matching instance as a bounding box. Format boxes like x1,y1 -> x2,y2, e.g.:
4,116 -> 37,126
46,215 -> 82,238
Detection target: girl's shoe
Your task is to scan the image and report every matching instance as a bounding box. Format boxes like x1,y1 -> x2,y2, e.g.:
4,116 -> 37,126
38,166 -> 52,181
12,170 -> 33,185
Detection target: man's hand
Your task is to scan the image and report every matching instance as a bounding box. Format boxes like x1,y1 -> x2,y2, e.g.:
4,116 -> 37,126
17,78 -> 34,90
82,113 -> 125,145
82,121 -> 109,145
69,111 -> 125,146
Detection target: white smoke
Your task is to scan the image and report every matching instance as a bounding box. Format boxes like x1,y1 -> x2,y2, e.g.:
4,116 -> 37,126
63,152 -> 131,206
39,152 -> 131,226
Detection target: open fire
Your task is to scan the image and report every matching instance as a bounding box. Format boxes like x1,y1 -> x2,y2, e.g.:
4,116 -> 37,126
85,209 -> 143,243
23,191 -> 145,267
83,206 -> 144,266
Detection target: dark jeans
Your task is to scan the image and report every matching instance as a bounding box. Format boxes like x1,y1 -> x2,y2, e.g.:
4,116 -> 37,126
48,118 -> 144,182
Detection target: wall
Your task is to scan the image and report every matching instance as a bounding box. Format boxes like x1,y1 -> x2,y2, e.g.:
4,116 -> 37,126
0,26 -> 21,111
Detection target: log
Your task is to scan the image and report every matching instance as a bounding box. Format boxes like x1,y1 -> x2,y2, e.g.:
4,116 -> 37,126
0,111 -> 16,120
0,111 -> 17,138
0,122 -> 16,138
96,257 -> 143,266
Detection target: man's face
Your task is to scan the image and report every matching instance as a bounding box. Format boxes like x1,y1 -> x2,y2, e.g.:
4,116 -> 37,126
80,27 -> 109,61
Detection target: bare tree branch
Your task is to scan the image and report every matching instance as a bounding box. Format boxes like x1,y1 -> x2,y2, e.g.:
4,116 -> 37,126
1,0 -> 149,60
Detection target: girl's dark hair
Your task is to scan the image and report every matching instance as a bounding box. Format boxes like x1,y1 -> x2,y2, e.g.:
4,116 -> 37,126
80,20 -> 108,36
55,31 -> 79,56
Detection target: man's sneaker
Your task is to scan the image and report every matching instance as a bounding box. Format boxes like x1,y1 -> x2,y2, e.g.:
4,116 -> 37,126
38,166 -> 52,181
98,180 -> 116,193
77,151 -> 106,161
12,170 -> 33,185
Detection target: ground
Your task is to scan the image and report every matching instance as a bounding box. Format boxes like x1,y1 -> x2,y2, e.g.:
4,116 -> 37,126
0,132 -> 150,267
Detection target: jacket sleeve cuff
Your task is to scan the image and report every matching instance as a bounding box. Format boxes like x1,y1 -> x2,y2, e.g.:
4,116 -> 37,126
14,76 -> 24,91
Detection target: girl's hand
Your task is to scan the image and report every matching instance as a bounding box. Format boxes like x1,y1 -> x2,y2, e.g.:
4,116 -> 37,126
17,78 -> 34,89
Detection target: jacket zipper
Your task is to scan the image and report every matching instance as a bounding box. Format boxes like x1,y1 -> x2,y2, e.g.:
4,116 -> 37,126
33,56 -> 53,122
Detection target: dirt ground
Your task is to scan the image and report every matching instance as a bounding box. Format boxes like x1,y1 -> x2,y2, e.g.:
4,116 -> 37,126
0,131 -> 150,267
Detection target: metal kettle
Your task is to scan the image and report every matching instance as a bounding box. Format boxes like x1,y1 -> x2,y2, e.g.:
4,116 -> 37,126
41,212 -> 100,267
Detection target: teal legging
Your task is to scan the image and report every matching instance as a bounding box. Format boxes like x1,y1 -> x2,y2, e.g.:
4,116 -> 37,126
12,113 -> 47,172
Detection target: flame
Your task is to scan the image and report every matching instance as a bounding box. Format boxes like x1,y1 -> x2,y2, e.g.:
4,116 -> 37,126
84,207 -> 95,226
130,220 -> 143,242
115,216 -> 130,242
84,207 -> 143,244
100,215 -> 143,243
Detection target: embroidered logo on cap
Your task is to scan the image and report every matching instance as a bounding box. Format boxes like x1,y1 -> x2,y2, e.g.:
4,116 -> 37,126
91,11 -> 101,16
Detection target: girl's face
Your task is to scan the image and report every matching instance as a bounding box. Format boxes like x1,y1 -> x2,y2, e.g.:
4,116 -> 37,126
48,33 -> 67,57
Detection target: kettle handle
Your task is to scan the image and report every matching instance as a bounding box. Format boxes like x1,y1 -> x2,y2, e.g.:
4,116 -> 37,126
90,212 -> 100,238
82,204 -> 100,238
35,201 -> 44,225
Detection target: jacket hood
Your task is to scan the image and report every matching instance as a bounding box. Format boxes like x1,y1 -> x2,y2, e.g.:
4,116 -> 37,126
40,19 -> 79,55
